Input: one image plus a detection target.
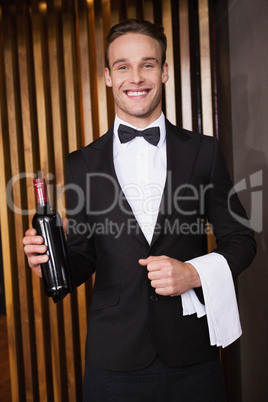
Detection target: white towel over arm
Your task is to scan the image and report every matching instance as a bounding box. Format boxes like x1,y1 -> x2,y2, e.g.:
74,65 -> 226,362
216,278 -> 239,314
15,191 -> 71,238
181,253 -> 242,348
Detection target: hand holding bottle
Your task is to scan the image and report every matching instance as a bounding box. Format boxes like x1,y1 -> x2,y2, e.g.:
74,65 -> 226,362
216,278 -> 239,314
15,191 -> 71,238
23,178 -> 72,302
23,217 -> 68,278
23,228 -> 48,278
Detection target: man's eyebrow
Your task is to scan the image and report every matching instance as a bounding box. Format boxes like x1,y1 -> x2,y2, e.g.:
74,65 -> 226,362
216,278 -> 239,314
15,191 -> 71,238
112,57 -> 159,67
142,57 -> 159,64
112,58 -> 128,67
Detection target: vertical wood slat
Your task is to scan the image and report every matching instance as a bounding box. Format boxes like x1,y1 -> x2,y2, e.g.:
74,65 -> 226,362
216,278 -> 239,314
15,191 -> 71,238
62,8 -> 87,392
74,0 -> 95,373
94,0 -> 108,135
4,13 -> 38,401
17,12 -> 54,402
31,10 -> 66,402
162,0 -> 176,125
198,0 -> 216,251
48,10 -> 79,402
142,0 -> 154,22
76,7 -> 94,146
86,0 -> 100,138
63,11 -> 80,152
110,0 -> 120,27
0,115 -> 21,402
188,0 -> 203,134
198,0 -> 213,136
125,0 -> 138,19
0,12 -> 22,400
179,0 -> 192,131
74,6 -> 93,376
0,1 -> 218,400
18,13 -> 54,400
102,0 -> 115,128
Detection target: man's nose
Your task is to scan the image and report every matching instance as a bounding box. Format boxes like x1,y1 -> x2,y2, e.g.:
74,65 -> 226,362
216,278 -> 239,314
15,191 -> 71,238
129,68 -> 144,84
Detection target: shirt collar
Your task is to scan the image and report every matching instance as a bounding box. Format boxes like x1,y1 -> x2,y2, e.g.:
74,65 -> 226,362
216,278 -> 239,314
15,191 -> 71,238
113,113 -> 166,149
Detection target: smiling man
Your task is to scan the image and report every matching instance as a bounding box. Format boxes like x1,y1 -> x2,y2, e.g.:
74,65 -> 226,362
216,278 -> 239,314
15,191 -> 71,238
23,19 -> 256,401
104,31 -> 168,125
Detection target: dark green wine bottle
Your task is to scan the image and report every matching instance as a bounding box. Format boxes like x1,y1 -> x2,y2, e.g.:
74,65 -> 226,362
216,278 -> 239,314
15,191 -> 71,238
32,178 -> 73,303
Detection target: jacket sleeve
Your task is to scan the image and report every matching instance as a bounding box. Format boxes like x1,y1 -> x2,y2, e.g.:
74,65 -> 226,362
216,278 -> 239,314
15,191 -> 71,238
65,151 -> 96,287
205,138 -> 256,277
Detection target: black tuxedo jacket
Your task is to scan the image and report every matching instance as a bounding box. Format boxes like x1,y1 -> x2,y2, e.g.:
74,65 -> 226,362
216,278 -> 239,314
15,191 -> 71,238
65,119 -> 256,371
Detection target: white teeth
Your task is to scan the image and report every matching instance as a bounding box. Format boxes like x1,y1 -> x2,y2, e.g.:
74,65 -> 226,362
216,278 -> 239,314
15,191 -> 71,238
127,91 -> 148,96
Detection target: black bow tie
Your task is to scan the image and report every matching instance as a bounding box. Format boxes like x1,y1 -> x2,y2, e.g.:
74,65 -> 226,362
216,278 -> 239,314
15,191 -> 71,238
118,124 -> 160,146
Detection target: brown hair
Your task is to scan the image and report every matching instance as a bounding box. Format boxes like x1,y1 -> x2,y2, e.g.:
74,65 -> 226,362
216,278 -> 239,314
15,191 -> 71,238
105,19 -> 167,70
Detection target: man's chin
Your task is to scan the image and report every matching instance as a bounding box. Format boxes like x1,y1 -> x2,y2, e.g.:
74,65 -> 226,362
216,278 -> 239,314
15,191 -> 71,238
126,107 -> 154,119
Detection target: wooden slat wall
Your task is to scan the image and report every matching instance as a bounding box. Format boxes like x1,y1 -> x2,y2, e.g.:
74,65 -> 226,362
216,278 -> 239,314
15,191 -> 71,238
0,0 -> 216,400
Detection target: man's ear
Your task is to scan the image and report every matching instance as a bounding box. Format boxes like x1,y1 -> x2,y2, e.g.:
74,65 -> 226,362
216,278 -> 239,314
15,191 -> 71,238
104,67 -> 112,87
162,62 -> 169,84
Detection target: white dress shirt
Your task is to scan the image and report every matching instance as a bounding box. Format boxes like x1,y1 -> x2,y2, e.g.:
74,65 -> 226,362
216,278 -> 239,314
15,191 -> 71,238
114,113 -> 167,244
113,113 -> 242,348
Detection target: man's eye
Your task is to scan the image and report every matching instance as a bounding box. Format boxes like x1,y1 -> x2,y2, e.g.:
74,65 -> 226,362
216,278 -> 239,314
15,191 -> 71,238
118,66 -> 127,70
144,64 -> 153,69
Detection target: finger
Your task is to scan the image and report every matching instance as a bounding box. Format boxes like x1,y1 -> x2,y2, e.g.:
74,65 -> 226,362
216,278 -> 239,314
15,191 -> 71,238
147,258 -> 172,273
150,275 -> 173,288
150,279 -> 164,289
62,217 -> 68,240
32,266 -> 42,278
139,255 -> 168,266
24,244 -> 47,256
27,257 -> 44,278
153,282 -> 178,296
62,217 -> 68,231
23,235 -> 44,246
147,269 -> 167,280
154,287 -> 171,296
28,254 -> 49,267
138,258 -> 148,266
141,260 -> 161,272
28,254 -> 49,276
24,228 -> 37,237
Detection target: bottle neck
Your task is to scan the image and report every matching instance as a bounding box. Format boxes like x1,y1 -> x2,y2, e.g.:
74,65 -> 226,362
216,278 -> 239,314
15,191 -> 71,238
33,178 -> 52,212
36,201 -> 53,215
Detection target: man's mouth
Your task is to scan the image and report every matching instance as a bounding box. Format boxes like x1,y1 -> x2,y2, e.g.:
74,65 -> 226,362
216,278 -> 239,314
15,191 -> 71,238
125,90 -> 150,97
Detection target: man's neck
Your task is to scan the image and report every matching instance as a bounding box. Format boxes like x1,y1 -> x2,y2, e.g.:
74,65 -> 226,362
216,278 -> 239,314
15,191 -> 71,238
116,111 -> 163,129
116,109 -> 162,129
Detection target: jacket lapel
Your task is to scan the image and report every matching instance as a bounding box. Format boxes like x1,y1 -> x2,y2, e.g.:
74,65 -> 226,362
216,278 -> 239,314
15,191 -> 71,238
81,126 -> 149,247
150,120 -> 203,247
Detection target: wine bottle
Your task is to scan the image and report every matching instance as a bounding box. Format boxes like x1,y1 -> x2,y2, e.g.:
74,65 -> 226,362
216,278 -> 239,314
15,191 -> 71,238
32,177 -> 73,303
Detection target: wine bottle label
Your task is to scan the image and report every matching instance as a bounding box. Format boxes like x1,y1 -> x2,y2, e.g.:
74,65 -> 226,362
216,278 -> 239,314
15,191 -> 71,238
33,178 -> 48,204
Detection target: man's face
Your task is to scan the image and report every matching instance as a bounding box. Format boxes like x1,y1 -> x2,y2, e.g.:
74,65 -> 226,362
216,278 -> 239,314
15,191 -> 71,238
105,33 -> 169,127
